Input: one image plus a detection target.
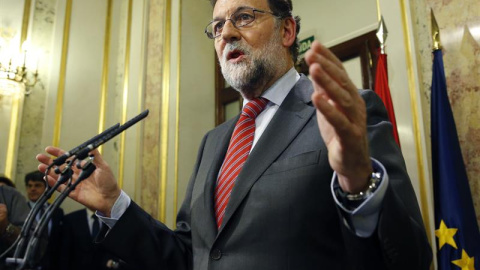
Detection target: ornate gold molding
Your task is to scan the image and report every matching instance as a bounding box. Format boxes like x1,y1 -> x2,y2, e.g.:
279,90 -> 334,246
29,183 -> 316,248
159,0 -> 172,223
134,0 -> 148,202
118,0 -> 134,189
53,0 -> 73,147
5,94 -> 22,178
21,0 -> 32,47
98,0 -> 113,155
399,0 -> 433,248
173,0 -> 183,228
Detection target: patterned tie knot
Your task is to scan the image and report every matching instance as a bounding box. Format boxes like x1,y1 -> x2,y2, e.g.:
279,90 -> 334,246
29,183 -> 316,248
241,98 -> 268,119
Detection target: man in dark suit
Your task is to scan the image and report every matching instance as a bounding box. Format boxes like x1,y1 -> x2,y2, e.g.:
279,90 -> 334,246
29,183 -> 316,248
37,0 -> 432,269
60,208 -> 128,270
25,171 -> 64,270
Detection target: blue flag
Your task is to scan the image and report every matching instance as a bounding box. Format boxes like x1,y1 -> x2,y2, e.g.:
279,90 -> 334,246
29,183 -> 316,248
431,49 -> 480,269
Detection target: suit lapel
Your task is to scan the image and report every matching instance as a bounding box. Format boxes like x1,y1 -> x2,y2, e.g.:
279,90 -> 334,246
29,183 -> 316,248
201,116 -> 238,242
80,210 -> 94,240
218,76 -> 315,235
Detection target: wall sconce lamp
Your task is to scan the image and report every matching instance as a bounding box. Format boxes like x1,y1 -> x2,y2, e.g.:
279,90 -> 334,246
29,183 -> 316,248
0,39 -> 39,96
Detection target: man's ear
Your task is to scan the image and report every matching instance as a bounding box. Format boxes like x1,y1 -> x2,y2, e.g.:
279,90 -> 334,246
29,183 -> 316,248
282,17 -> 296,47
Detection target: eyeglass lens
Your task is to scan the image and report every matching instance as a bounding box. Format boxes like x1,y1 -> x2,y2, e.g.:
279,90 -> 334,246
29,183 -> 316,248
207,8 -> 257,38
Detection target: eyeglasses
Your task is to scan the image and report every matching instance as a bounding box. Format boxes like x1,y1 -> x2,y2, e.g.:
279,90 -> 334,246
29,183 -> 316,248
205,7 -> 279,39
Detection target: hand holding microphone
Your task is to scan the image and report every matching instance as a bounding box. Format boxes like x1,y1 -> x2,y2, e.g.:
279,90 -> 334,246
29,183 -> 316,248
36,109 -> 149,216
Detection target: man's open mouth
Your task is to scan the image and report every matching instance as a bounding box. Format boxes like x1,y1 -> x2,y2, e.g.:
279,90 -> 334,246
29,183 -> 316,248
227,50 -> 245,61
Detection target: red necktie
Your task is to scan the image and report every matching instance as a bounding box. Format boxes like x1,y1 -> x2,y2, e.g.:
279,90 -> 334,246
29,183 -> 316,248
214,98 -> 268,229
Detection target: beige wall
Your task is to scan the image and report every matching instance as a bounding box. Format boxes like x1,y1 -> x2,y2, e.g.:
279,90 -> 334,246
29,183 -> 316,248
13,0 -> 57,196
172,0 -> 216,227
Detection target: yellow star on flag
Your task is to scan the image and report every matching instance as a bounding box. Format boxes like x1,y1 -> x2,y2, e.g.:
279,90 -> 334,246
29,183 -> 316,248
435,220 -> 458,250
452,249 -> 475,270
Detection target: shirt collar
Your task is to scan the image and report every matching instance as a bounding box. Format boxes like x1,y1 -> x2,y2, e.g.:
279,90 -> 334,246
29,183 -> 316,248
29,201 -> 45,208
243,67 -> 300,107
86,208 -> 95,218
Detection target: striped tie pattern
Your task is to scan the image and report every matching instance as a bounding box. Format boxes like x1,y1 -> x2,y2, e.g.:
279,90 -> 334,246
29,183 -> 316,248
214,97 -> 268,229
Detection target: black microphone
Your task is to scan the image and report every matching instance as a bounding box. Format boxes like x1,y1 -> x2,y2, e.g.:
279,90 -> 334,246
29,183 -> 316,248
52,122 -> 120,166
19,160 -> 97,269
2,122 -> 119,264
75,109 -> 149,160
3,122 -> 121,261
20,110 -> 149,268
9,165 -> 73,261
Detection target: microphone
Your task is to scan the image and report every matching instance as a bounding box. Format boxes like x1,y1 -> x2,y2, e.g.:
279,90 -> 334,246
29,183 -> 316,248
52,122 -> 120,166
2,122 -> 120,264
5,122 -> 122,261
19,158 -> 97,269
7,164 -> 73,263
75,109 -> 149,160
11,109 -> 149,269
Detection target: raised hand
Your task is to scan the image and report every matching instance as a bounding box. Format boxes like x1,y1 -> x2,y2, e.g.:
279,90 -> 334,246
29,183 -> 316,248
36,146 -> 121,216
305,41 -> 372,193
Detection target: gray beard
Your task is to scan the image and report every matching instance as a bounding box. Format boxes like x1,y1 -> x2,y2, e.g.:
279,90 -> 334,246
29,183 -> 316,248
222,57 -> 268,96
219,31 -> 286,98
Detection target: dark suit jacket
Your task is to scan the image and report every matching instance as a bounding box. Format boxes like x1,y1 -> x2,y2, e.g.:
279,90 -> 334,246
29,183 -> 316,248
28,203 -> 63,270
98,76 -> 432,269
60,209 -> 125,270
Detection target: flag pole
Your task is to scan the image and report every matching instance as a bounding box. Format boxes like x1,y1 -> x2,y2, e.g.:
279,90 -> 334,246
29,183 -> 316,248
374,15 -> 401,146
376,16 -> 388,55
376,0 -> 381,21
431,9 -> 441,51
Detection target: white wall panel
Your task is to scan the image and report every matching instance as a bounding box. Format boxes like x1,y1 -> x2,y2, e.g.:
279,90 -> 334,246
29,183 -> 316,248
44,0 -> 147,213
60,0 -> 106,151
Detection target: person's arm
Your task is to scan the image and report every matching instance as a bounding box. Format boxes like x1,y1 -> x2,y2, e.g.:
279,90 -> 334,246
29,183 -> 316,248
36,147 -> 190,269
305,41 -> 432,269
95,134 -> 210,269
331,158 -> 388,237
0,204 -> 21,247
36,133 -> 209,269
8,187 -> 30,227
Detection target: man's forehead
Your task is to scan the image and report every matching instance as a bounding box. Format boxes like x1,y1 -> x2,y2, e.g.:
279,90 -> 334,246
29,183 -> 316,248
213,0 -> 269,17
28,181 -> 44,186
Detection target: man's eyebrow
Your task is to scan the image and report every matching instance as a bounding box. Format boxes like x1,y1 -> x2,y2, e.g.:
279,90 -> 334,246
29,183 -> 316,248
212,6 -> 253,21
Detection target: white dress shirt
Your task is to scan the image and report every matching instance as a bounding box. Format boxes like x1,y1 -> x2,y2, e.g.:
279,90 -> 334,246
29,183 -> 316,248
86,208 -> 102,236
29,201 -> 52,235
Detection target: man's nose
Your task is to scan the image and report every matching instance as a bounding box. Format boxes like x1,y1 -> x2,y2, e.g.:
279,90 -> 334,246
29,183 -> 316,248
220,20 -> 240,43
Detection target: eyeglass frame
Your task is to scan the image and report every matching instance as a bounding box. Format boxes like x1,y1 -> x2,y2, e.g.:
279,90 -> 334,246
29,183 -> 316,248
204,7 -> 282,39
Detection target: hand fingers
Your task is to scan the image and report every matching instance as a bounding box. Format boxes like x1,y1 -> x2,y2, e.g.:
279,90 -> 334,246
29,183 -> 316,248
311,91 -> 351,135
45,175 -> 68,193
45,146 -> 66,157
37,146 -> 67,169
308,62 -> 358,118
307,41 -> 344,71
305,44 -> 358,95
305,41 -> 364,123
36,153 -> 53,167
85,149 -> 109,170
